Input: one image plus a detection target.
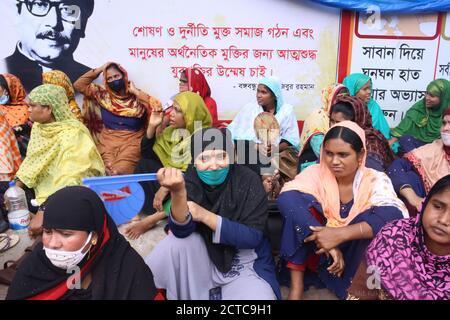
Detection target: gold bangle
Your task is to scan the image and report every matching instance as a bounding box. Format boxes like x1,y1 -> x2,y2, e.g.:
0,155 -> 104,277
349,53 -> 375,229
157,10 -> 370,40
359,223 -> 364,236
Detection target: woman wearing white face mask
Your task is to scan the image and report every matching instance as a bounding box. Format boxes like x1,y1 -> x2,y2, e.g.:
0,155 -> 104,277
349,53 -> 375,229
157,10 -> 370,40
6,186 -> 157,300
387,107 -> 450,215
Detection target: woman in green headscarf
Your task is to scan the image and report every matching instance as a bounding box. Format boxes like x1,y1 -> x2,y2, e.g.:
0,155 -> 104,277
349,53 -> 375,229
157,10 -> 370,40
15,84 -> 105,236
389,79 -> 450,153
125,91 -> 212,239
342,73 -> 397,152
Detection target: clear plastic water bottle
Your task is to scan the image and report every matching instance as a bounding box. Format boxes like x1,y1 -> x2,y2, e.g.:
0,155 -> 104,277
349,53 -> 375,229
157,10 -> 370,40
4,181 -> 30,231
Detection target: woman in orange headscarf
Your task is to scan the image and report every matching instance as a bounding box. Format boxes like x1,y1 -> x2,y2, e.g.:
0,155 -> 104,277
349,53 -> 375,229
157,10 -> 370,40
0,74 -> 31,157
0,112 -> 22,182
74,62 -> 161,175
278,121 -> 408,300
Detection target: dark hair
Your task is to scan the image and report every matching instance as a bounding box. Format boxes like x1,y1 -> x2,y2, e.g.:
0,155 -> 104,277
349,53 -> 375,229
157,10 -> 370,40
17,0 -> 95,27
423,174 -> 450,210
106,63 -> 124,76
323,125 -> 364,153
330,102 -> 355,121
0,75 -> 10,96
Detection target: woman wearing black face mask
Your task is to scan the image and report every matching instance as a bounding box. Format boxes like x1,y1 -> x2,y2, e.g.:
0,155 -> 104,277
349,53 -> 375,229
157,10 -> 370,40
74,62 -> 162,175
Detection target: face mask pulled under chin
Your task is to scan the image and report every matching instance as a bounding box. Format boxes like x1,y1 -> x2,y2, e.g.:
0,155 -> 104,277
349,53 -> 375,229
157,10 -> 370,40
44,232 -> 93,270
441,132 -> 450,146
0,94 -> 10,105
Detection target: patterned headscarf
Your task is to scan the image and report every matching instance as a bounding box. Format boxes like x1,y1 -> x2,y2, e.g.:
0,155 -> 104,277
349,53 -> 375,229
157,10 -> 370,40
300,83 -> 347,151
0,73 -> 30,127
0,112 -> 22,181
16,85 -> 104,204
366,174 -> 450,300
29,84 -> 75,122
42,70 -> 82,121
331,95 -> 395,168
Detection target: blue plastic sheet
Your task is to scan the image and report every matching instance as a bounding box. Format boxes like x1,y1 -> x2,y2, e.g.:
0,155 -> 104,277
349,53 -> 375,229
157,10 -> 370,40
83,173 -> 158,225
309,0 -> 450,13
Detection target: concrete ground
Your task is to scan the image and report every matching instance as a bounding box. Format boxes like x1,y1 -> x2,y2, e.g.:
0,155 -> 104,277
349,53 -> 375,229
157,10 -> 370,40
0,219 -> 337,300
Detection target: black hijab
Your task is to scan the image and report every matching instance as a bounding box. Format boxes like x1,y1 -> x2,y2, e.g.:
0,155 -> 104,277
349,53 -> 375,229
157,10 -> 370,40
7,186 -> 156,300
185,128 -> 268,273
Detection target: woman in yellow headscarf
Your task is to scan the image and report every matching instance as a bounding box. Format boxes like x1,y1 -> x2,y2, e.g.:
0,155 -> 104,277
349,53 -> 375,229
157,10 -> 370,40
125,91 -> 212,239
15,84 -> 105,236
42,70 -> 82,121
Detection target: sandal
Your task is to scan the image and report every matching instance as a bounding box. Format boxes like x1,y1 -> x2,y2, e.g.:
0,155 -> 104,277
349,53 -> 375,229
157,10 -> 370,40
0,233 -> 20,253
0,237 -> 40,286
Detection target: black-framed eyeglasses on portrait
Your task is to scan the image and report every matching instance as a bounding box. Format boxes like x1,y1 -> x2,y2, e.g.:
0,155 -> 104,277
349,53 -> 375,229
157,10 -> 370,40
17,0 -> 81,23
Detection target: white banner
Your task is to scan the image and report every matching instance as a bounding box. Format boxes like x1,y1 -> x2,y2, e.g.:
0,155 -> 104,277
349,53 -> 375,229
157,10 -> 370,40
0,0 -> 341,120
350,12 -> 444,127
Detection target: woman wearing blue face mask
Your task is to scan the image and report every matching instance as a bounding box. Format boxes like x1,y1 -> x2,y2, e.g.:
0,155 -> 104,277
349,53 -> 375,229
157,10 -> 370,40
74,62 -> 162,175
0,74 -> 32,158
145,128 -> 280,300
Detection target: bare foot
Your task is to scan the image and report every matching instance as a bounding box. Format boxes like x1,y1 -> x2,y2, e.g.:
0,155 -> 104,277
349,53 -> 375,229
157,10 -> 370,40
124,215 -> 158,240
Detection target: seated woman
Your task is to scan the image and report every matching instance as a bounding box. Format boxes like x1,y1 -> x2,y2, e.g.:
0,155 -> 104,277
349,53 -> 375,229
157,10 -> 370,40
387,107 -> 450,214
15,84 -> 105,236
342,73 -> 397,152
0,73 -> 32,157
7,186 -> 157,300
299,83 -> 348,172
278,121 -> 408,300
145,128 -> 280,300
329,95 -> 395,171
42,70 -> 82,121
0,112 -> 36,216
179,67 -> 220,127
389,79 -> 450,153
125,91 -> 212,239
0,112 -> 22,182
74,62 -> 160,175
228,76 -> 300,194
348,174 -> 450,300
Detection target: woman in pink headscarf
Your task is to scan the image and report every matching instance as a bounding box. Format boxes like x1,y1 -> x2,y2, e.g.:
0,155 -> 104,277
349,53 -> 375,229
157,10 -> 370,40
278,121 -> 408,300
349,174 -> 450,300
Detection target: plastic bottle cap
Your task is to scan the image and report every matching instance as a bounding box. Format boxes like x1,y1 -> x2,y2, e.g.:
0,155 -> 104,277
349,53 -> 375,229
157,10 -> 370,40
8,180 -> 16,188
